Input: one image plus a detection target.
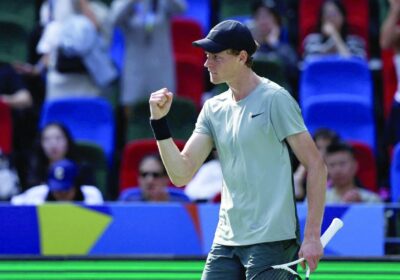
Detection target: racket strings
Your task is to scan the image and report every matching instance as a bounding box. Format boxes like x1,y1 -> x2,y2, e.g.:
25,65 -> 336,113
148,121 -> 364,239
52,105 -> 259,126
254,268 -> 302,280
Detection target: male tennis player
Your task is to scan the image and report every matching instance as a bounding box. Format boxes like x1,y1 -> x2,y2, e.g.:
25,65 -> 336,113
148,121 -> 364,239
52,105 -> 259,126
149,20 -> 327,279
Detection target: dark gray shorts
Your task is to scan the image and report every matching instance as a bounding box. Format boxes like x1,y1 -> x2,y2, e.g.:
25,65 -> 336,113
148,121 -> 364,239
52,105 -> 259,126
201,239 -> 299,280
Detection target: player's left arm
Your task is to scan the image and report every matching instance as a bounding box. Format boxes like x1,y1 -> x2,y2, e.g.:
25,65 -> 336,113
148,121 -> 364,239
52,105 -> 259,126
286,131 -> 327,272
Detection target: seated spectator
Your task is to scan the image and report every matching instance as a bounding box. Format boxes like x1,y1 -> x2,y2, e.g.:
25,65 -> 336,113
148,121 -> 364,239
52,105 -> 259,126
184,150 -> 222,202
380,0 -> 400,146
325,142 -> 381,203
250,0 -> 298,91
119,154 -> 190,202
294,128 -> 340,200
26,122 -> 93,189
0,149 -> 20,201
302,0 -> 366,59
11,159 -> 103,205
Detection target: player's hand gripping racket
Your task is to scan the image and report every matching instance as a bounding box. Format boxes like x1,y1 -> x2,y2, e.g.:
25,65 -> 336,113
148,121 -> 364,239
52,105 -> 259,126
251,218 -> 344,280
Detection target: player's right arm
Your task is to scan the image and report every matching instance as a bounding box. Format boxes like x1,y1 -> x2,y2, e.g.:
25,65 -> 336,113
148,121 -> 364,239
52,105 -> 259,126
149,88 -> 213,187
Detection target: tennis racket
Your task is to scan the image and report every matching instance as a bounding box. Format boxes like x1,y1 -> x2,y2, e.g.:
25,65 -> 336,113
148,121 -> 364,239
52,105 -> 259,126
251,217 -> 344,280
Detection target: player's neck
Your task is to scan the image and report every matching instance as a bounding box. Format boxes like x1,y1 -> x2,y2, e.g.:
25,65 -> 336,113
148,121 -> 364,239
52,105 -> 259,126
228,70 -> 261,102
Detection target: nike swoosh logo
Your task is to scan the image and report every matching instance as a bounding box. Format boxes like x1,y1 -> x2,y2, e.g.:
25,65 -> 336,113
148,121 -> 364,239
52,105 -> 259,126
251,112 -> 264,118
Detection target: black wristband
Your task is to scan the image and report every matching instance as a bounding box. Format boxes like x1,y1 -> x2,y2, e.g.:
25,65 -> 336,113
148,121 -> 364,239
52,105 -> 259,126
150,117 -> 172,140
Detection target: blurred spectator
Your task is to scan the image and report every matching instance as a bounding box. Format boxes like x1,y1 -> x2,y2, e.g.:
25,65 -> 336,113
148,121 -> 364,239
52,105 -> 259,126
380,0 -> 400,146
250,0 -> 298,91
294,128 -> 340,201
11,159 -> 103,205
26,122 -> 93,189
110,0 -> 186,113
26,0 -> 116,100
0,62 -> 34,188
0,150 -> 20,201
0,63 -> 33,109
184,150 -> 222,202
325,142 -> 381,203
302,0 -> 366,59
119,154 -> 190,202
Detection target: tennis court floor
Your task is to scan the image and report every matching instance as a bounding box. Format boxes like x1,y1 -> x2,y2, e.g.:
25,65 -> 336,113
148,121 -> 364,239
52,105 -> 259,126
0,259 -> 399,280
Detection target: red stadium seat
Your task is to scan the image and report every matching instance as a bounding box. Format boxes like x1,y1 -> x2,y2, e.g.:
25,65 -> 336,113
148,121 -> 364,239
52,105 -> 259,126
350,141 -> 378,193
175,54 -> 205,109
172,17 -> 204,62
0,101 -> 12,155
381,49 -> 397,119
119,139 -> 185,193
299,0 -> 369,55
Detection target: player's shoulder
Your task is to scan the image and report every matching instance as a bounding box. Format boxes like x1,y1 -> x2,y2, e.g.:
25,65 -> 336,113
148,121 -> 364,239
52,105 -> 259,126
260,79 -> 290,98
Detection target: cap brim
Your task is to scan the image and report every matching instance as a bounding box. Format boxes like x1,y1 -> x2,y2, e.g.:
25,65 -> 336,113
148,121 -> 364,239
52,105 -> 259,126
192,38 -> 227,53
48,179 -> 73,192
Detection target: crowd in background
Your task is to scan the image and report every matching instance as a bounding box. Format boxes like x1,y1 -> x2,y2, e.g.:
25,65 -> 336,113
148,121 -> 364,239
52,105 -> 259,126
0,0 -> 399,205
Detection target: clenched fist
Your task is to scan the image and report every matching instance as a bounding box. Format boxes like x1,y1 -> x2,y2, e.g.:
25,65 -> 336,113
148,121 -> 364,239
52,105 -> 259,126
149,88 -> 174,120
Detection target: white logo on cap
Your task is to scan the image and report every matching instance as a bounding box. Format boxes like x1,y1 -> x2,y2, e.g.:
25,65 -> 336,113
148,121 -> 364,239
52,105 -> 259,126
54,166 -> 65,180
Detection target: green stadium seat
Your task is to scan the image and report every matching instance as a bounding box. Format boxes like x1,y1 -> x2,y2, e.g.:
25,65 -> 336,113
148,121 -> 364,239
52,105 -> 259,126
219,0 -> 252,21
75,141 -> 109,199
0,20 -> 28,63
126,97 -> 198,142
0,0 -> 35,33
252,57 -> 290,90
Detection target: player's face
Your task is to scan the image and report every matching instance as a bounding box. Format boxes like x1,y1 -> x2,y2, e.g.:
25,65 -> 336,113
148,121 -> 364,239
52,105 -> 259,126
325,151 -> 357,187
138,158 -> 169,201
41,125 -> 69,163
204,50 -> 242,84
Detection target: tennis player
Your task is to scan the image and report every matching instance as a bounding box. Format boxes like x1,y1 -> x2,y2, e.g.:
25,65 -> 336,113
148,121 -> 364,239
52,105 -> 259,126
149,20 -> 327,279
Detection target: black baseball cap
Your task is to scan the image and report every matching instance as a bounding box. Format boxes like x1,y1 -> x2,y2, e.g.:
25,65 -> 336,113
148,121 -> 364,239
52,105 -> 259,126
192,20 -> 257,55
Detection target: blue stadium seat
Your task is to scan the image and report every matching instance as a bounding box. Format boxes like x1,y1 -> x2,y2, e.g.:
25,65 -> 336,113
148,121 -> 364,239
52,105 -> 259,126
119,187 -> 190,202
40,97 -> 115,164
391,144 -> 400,203
303,95 -> 375,150
300,56 -> 373,108
178,0 -> 211,33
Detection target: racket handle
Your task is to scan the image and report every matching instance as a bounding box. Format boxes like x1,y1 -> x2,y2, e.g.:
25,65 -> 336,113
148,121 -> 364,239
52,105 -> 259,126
320,218 -> 344,248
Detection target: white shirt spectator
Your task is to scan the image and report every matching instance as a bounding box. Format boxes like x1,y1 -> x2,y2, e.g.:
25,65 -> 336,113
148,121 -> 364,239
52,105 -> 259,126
11,184 -> 103,205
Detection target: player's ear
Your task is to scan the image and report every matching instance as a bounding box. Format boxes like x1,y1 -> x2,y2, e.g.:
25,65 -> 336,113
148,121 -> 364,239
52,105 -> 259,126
238,50 -> 248,64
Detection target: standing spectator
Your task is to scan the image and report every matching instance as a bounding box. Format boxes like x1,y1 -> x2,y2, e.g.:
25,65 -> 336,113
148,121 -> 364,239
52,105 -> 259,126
11,159 -> 103,205
110,0 -> 186,113
380,0 -> 400,146
34,0 -> 115,100
325,142 -> 381,203
302,0 -> 366,59
119,154 -> 189,202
